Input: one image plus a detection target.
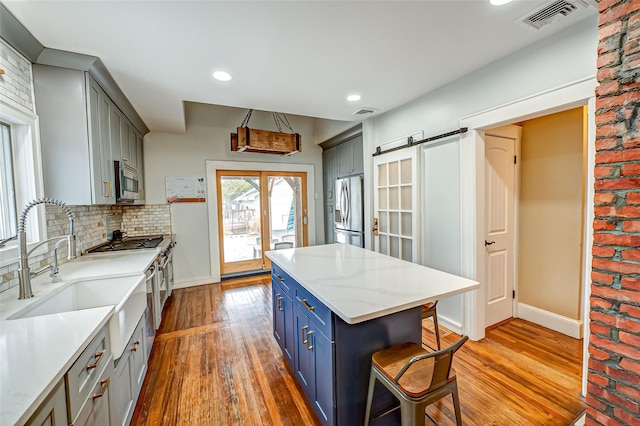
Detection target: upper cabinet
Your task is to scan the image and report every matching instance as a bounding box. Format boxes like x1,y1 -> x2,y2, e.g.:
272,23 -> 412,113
34,64 -> 145,205
336,135 -> 364,177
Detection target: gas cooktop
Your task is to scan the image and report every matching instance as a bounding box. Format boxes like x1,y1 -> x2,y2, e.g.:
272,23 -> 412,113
87,235 -> 165,253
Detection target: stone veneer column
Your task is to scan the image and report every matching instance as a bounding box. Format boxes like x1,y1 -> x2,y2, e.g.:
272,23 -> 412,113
588,0 -> 640,424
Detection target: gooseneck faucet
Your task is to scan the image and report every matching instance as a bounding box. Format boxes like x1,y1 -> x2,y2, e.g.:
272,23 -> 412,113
17,198 -> 76,299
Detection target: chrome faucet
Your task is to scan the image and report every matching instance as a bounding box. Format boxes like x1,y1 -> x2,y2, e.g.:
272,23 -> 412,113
17,198 -> 76,299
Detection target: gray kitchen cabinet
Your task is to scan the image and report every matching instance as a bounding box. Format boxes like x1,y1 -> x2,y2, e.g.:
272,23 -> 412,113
322,148 -> 337,244
111,315 -> 147,426
135,133 -> 145,203
33,64 -> 145,205
34,65 -> 115,205
336,135 -> 364,178
24,379 -> 67,426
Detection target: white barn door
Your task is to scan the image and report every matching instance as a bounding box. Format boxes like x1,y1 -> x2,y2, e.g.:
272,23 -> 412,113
373,147 -> 418,262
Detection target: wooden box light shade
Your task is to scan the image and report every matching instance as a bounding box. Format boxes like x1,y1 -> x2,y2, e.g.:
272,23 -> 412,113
230,127 -> 301,155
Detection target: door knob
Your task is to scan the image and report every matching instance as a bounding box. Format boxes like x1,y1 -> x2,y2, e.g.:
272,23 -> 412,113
485,240 -> 496,246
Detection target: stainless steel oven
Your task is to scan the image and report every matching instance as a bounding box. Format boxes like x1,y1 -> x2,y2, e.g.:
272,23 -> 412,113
156,240 -> 175,328
144,261 -> 157,357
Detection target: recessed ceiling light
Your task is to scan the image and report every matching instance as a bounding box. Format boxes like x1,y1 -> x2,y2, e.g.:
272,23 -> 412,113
213,71 -> 232,81
347,94 -> 361,102
490,0 -> 512,5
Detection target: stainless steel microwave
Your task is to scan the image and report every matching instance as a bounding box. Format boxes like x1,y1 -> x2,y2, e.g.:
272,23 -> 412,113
114,160 -> 140,204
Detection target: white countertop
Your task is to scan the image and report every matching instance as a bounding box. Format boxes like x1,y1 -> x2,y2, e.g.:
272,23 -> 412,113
0,249 -> 160,425
266,244 -> 479,324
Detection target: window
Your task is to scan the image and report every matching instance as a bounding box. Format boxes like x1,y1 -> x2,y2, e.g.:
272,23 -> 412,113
0,101 -> 45,267
0,122 -> 17,240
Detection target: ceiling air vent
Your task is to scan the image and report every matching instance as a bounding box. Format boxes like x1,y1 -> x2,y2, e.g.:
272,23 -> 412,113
518,0 -> 591,30
351,107 -> 378,116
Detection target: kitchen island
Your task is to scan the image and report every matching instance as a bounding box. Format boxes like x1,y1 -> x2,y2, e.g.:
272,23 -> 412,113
266,243 -> 479,426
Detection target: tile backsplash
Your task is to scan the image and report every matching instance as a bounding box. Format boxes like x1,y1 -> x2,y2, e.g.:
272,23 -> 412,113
0,204 -> 171,293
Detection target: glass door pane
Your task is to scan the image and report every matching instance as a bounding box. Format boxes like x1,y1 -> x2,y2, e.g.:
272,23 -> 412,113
218,173 -> 263,274
267,175 -> 303,250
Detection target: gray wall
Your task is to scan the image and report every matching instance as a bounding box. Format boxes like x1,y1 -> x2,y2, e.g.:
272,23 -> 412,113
362,17 -> 598,328
143,103 -> 323,287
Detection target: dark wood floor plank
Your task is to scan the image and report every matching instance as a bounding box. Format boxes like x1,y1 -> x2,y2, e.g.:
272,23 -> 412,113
132,282 -> 585,425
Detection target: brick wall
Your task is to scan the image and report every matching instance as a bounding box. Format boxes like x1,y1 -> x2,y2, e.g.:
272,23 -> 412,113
0,204 -> 172,293
588,0 -> 640,424
0,37 -> 34,113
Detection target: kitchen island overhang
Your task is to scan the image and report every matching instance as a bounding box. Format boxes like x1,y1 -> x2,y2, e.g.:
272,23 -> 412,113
266,244 -> 479,426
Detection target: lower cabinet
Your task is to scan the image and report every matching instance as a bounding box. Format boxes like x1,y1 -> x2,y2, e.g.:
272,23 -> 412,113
111,316 -> 147,426
272,265 -> 335,426
72,361 -> 114,426
66,325 -> 113,426
25,379 -> 67,426
26,314 -> 149,426
272,279 -> 294,365
293,304 -> 334,425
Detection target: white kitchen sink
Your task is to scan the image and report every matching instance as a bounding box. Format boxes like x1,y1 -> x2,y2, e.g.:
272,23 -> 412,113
8,275 -> 146,359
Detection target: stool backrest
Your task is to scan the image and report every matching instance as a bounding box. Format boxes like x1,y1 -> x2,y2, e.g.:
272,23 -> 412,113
394,335 -> 468,391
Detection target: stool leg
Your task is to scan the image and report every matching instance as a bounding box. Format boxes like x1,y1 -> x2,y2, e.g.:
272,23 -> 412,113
399,399 -> 427,426
451,381 -> 463,426
364,369 -> 377,425
432,311 -> 441,350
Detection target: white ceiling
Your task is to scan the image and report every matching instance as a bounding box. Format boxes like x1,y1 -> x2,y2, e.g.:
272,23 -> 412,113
3,0 -> 596,134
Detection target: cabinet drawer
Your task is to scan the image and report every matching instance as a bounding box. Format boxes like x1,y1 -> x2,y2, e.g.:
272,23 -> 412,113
66,325 -> 111,422
71,357 -> 113,426
272,265 -> 295,296
295,285 -> 333,339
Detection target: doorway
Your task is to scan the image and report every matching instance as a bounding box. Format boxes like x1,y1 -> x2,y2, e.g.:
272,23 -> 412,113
216,170 -> 308,275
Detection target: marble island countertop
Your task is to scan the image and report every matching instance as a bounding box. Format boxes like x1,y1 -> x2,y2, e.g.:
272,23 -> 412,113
266,243 -> 480,324
0,248 -> 161,425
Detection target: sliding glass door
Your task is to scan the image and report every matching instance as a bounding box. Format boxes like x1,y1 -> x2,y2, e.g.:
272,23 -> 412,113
217,170 -> 308,275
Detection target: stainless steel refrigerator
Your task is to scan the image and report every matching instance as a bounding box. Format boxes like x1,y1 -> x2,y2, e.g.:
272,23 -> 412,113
334,175 -> 364,247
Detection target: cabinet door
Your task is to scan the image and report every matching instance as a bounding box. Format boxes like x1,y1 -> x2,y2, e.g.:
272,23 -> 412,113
323,148 -> 337,244
136,133 -> 145,203
350,136 -> 364,175
336,137 -> 364,178
129,318 -> 147,399
279,290 -> 294,366
25,379 -> 67,426
72,361 -> 113,426
336,142 -> 353,178
313,330 -> 335,425
293,304 -> 315,399
272,282 -> 286,352
88,77 -> 114,204
112,354 -> 134,426
110,106 -> 123,165
120,118 -> 130,165
127,126 -> 138,169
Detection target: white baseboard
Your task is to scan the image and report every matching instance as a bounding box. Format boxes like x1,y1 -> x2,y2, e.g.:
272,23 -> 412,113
437,315 -> 462,336
517,303 -> 583,339
173,276 -> 219,289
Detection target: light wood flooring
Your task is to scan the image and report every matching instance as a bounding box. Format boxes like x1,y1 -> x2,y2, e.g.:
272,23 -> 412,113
131,279 -> 585,425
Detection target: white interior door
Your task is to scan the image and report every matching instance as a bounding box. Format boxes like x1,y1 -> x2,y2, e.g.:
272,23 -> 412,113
485,133 -> 515,327
373,147 -> 418,262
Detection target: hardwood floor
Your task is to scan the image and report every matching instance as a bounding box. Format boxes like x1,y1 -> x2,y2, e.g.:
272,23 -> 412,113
131,281 -> 585,425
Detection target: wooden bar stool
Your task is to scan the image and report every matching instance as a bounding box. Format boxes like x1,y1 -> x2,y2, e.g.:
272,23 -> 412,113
363,336 -> 468,426
422,301 -> 441,350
